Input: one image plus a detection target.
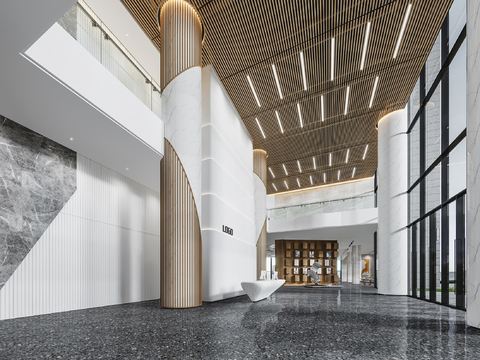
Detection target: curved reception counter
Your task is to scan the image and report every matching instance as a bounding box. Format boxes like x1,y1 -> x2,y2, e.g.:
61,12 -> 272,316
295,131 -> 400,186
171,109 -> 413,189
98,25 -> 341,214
241,280 -> 285,302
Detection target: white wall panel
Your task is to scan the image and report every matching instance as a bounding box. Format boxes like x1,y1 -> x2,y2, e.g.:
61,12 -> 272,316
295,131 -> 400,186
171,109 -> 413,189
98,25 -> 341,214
201,65 -> 256,301
0,155 -> 160,320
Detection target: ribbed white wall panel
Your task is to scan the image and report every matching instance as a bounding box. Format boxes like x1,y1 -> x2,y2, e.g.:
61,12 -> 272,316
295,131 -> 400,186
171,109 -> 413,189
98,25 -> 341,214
0,155 -> 160,320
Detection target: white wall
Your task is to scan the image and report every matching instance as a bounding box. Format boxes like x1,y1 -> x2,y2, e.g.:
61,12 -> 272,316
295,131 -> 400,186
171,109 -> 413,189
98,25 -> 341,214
201,65 -> 256,301
0,155 -> 160,320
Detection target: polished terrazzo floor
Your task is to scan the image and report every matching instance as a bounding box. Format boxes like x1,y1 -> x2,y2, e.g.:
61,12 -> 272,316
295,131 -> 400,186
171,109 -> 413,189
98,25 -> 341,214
1,283 -> 479,359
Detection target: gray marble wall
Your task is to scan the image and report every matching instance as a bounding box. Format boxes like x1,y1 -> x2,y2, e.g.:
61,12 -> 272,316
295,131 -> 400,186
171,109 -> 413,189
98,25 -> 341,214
0,116 -> 76,290
466,0 -> 480,329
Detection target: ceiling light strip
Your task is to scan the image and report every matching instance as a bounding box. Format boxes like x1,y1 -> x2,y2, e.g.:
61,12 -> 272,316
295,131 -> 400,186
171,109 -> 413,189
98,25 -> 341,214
269,167 -> 275,178
255,118 -> 266,139
393,4 -> 413,59
272,64 -> 283,99
297,178 -> 301,187
283,164 -> 288,175
346,149 -> 350,163
344,86 -> 350,115
360,22 -> 371,70
247,75 -> 261,107
363,144 -> 369,160
275,111 -> 284,133
329,153 -> 332,167
284,180 -> 289,189
324,173 -> 326,183
272,183 -> 278,191
313,157 -> 316,170
310,175 -> 313,185
300,52 -> 307,90
297,103 -> 303,128
369,76 -> 379,108
321,95 -> 325,122
352,167 -> 356,178
337,170 -> 340,181
297,160 -> 302,173
331,38 -> 335,81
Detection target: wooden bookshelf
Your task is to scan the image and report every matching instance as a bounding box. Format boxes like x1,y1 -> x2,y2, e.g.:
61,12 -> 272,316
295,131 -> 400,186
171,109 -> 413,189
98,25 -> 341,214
275,240 -> 339,286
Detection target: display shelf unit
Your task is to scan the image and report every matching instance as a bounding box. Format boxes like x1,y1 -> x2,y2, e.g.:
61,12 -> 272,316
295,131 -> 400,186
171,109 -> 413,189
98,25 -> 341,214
275,240 -> 339,286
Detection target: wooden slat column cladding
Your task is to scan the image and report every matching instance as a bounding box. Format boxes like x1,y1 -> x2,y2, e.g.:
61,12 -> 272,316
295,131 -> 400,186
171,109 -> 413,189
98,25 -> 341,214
253,149 -> 267,280
158,0 -> 202,91
158,0 -> 203,308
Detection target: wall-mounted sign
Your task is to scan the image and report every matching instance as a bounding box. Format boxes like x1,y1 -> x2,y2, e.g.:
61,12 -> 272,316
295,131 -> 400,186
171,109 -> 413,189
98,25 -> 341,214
222,225 -> 233,236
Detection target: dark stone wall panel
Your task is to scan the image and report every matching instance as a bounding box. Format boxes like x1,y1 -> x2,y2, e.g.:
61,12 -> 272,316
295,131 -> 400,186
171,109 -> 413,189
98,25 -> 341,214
0,116 -> 76,289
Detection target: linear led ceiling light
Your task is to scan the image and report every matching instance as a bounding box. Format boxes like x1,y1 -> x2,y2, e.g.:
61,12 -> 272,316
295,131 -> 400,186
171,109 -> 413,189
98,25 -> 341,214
393,4 -> 412,59
310,175 -> 313,185
345,149 -> 350,163
369,76 -> 379,108
363,144 -> 369,160
352,167 -> 356,178
283,163 -> 288,175
272,64 -> 283,99
360,22 -> 371,70
297,160 -> 302,173
331,38 -> 335,81
273,183 -> 278,191
300,51 -> 307,90
324,173 -> 326,183
344,86 -> 350,115
321,95 -> 325,122
284,180 -> 289,189
275,110 -> 284,134
247,75 -> 261,107
297,103 -> 303,128
337,170 -> 340,181
329,153 -> 332,166
255,118 -> 266,139
313,157 -> 316,170
269,167 -> 275,178
297,178 -> 301,187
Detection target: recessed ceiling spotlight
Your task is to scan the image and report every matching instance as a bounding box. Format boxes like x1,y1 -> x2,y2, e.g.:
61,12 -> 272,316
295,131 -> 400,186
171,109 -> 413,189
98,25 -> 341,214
247,75 -> 261,107
300,51 -> 307,91
363,144 -> 369,160
369,77 -> 379,108
360,22 -> 371,71
275,111 -> 284,134
310,175 -> 313,185
321,95 -> 325,122
297,178 -> 301,187
297,103 -> 303,128
284,180 -> 289,189
126,33 -> 129,37
313,157 -> 316,170
126,168 -> 129,171
255,118 -> 266,139
283,164 -> 288,175
331,38 -> 335,81
344,86 -> 350,115
273,183 -> 278,191
393,4 -> 412,59
346,149 -> 350,164
272,64 -> 283,99
329,153 -> 332,167
70,137 -> 74,141
337,170 -> 340,181
324,173 -> 326,183
269,167 -> 275,178
297,160 -> 302,173
352,167 -> 356,178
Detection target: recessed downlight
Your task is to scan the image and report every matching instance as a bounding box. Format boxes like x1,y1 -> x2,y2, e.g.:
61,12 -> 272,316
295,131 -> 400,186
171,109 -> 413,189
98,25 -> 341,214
284,180 -> 289,189
275,110 -> 284,134
297,103 -> 303,128
344,86 -> 350,115
360,22 -> 371,71
273,183 -> 278,191
363,144 -> 369,160
300,51 -> 307,91
369,77 -> 379,108
283,164 -> 288,175
70,137 -> 74,141
272,64 -> 283,99
269,167 -> 275,178
297,160 -> 302,173
247,75 -> 261,107
255,118 -> 266,139
393,4 -> 412,59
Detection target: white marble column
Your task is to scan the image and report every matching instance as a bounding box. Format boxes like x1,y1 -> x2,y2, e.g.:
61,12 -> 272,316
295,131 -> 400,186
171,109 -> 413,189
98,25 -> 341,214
466,0 -> 480,329
341,254 -> 349,282
352,245 -> 362,285
347,252 -> 353,282
377,109 -> 408,295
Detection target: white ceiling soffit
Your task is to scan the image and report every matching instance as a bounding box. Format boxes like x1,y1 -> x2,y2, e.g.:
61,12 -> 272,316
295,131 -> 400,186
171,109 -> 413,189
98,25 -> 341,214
0,0 -> 162,192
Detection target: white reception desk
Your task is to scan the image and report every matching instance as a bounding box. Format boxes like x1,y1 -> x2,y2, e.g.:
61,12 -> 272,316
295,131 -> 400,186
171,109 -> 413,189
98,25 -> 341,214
240,280 -> 285,302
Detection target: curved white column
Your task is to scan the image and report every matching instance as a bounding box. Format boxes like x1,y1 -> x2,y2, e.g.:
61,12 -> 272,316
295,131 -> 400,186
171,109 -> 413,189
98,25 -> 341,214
377,109 -> 408,295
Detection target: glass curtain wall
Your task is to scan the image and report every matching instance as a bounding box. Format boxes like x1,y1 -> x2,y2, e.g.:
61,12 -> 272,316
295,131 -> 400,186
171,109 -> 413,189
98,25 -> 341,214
407,0 -> 466,310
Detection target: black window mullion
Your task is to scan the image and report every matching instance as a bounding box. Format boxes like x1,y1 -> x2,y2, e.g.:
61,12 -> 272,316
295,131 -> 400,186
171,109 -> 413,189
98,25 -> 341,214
429,212 -> 437,302
455,196 -> 466,309
412,224 -> 417,298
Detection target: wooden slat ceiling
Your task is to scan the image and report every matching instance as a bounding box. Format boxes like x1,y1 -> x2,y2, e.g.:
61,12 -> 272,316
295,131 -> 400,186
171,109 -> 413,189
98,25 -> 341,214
121,0 -> 453,194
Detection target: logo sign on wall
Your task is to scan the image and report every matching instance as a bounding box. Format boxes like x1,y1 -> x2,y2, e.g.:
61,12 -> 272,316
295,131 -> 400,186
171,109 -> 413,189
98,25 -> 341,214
222,225 -> 233,236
